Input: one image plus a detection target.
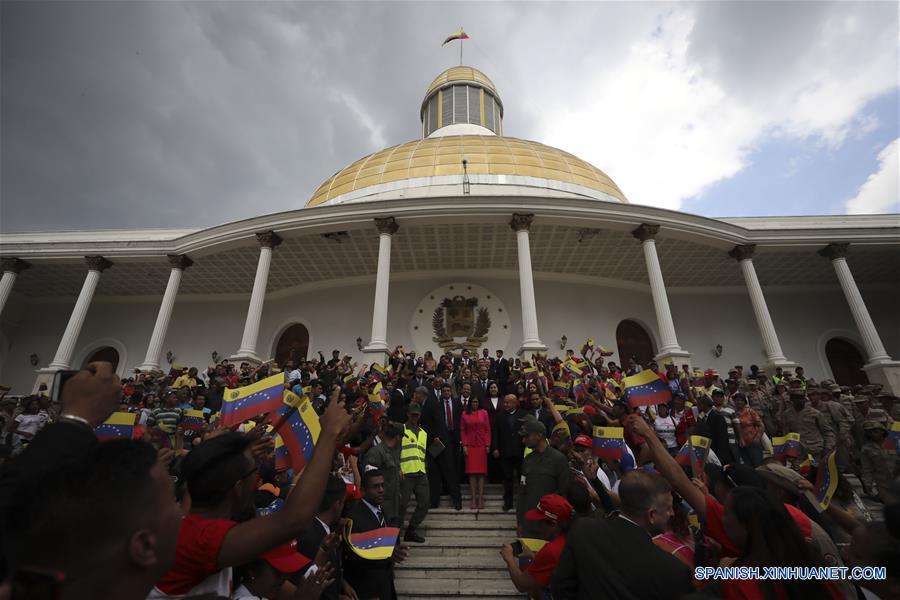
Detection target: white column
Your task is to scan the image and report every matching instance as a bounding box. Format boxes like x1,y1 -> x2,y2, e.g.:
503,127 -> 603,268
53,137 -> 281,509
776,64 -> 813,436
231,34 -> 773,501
730,245 -> 792,367
820,243 -> 891,364
364,217 -> 398,357
511,213 -> 547,355
232,231 -> 281,364
140,254 -> 193,371
632,224 -> 690,364
48,256 -> 112,370
0,258 -> 30,319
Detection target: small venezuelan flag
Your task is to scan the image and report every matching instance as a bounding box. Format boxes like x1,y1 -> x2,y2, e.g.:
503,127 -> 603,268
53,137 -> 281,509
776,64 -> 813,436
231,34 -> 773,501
622,370 -> 672,408
275,391 -> 321,471
883,422 -> 900,454
592,426 -> 626,460
571,378 -> 586,399
674,435 -> 710,477
814,450 -> 839,511
772,432 -> 802,460
369,363 -> 388,383
181,409 -> 207,432
552,381 -> 570,399
273,433 -> 290,472
94,411 -> 136,441
344,519 -> 400,560
523,365 -> 538,381
222,373 -> 286,427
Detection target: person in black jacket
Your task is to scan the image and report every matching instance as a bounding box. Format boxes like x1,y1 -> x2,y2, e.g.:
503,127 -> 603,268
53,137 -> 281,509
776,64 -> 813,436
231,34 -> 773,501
697,394 -> 736,465
296,476 -> 349,600
550,470 -> 693,600
343,469 -> 408,600
420,383 -> 463,510
492,394 -> 526,511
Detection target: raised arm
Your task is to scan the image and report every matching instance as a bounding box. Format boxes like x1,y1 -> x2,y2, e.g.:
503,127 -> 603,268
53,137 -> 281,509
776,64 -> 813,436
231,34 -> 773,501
217,389 -> 351,568
625,414 -> 706,518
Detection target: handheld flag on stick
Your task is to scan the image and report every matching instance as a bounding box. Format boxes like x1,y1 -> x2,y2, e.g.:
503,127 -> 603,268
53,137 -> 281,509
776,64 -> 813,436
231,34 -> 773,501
571,378 -> 586,399
675,435 -> 711,477
814,450 -> 839,511
149,420 -> 176,449
274,391 -> 321,471
181,409 -> 207,432
772,432 -> 802,460
273,433 -> 290,472
94,411 -> 136,441
221,373 -> 286,427
523,365 -> 538,381
552,380 -> 570,400
622,370 -> 672,408
368,382 -> 387,420
369,363 -> 388,384
592,426 -> 626,460
343,519 -> 400,560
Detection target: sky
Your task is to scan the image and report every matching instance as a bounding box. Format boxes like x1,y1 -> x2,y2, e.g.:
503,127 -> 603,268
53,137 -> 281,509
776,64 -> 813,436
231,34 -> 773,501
1,1 -> 898,233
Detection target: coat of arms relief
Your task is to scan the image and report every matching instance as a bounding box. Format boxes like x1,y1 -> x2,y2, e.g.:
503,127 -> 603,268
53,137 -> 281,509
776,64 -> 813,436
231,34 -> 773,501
431,295 -> 491,351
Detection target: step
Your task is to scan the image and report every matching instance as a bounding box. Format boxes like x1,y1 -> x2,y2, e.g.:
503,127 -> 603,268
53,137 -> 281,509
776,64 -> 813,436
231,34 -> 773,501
415,535 -> 514,548
429,507 -> 514,516
425,510 -> 516,521
395,568 -> 508,580
395,577 -> 521,597
399,596 -> 523,600
422,520 -> 516,530
396,555 -> 510,570
408,545 -> 506,557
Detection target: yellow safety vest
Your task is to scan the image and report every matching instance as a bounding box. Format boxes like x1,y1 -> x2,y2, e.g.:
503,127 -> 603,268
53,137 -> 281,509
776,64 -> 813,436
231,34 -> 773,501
400,426 -> 427,475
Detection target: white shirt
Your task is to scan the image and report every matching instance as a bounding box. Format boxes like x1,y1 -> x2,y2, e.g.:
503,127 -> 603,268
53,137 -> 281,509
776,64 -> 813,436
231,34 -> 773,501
489,396 -> 500,411
233,585 -> 263,600
654,415 -> 678,449
361,498 -> 384,524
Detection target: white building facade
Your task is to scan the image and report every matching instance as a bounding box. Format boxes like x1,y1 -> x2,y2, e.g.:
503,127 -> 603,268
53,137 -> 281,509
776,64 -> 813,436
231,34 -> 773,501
1,67 -> 899,394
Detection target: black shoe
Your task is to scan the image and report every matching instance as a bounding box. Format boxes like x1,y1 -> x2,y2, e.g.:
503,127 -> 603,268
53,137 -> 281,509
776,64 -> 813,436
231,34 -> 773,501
429,503 -> 440,509
502,502 -> 513,512
404,529 -> 426,543
454,500 -> 462,511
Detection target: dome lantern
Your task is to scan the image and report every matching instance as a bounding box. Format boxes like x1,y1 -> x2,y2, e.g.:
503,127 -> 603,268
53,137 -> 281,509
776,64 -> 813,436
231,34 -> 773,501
420,66 -> 503,138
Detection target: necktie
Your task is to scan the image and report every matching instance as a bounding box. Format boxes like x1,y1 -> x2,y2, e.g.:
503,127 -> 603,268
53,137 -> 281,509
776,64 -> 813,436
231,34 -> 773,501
445,399 -> 453,430
376,508 -> 385,527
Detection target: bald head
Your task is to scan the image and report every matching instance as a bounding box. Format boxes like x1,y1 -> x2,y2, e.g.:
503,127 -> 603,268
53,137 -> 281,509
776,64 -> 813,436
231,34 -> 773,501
503,394 -> 518,412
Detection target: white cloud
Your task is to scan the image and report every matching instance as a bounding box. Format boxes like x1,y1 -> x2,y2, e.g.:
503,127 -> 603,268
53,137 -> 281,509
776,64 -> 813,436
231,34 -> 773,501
529,4 -> 898,211
846,138 -> 900,214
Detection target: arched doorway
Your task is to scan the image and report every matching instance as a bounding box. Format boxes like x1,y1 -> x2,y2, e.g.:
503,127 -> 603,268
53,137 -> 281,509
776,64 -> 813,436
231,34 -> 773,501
616,320 -> 655,368
83,346 -> 120,371
825,338 -> 869,387
275,323 -> 310,367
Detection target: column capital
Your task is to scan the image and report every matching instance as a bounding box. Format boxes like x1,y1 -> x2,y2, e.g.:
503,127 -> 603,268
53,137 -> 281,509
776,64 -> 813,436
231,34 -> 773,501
255,230 -> 283,249
728,244 -> 756,261
167,254 -> 194,270
509,213 -> 534,232
374,216 -> 399,235
1,257 -> 31,274
818,243 -> 849,261
85,255 -> 113,272
631,223 -> 660,242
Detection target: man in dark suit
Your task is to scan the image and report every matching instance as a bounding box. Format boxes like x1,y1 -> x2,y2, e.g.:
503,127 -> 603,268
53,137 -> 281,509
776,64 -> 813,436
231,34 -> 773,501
297,476 -> 347,600
471,365 -> 491,401
421,383 -> 463,510
524,391 -> 556,435
550,471 -> 693,599
386,379 -> 408,424
492,394 -> 526,511
490,350 -> 510,386
343,469 -> 408,600
406,365 -> 431,398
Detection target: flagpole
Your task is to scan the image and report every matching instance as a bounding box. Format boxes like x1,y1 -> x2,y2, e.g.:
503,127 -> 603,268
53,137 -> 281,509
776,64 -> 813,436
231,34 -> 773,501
460,26 -> 464,65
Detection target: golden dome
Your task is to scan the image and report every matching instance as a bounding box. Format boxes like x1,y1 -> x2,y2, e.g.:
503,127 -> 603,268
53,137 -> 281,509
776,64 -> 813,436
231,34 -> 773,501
425,66 -> 498,99
306,135 -> 627,207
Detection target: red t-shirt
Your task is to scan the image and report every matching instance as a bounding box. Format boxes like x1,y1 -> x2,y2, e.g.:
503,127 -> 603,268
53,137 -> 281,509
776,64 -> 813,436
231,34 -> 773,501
150,513 -> 238,597
704,495 -> 811,557
526,534 -> 567,588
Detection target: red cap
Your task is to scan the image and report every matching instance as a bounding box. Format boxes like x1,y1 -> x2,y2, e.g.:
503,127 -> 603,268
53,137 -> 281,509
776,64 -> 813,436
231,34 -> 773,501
525,494 -> 573,524
261,540 -> 311,573
582,405 -> 597,416
573,434 -> 592,448
345,483 -> 362,502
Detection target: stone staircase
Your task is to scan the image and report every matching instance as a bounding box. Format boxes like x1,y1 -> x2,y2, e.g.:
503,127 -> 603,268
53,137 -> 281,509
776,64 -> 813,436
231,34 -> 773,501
396,484 -> 524,600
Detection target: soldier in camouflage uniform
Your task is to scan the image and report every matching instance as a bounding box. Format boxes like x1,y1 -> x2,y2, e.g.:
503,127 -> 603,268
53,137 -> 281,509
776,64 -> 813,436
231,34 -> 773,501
781,389 -> 834,460
746,379 -> 777,441
810,386 -> 853,470
860,420 -> 896,503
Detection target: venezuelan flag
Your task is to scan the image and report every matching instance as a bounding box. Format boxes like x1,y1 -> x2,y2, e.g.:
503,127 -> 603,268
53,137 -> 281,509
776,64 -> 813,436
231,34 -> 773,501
814,450 -> 839,510
552,381 -> 569,399
675,435 -> 710,476
571,378 -> 586,399
773,432 -> 802,460
519,538 -> 547,552
369,363 -> 388,383
181,409 -> 207,432
344,519 -> 400,560
592,426 -> 626,460
221,373 -> 286,427
94,411 -> 136,441
275,391 -> 321,471
149,420 -> 175,448
273,433 -> 290,472
622,370 -> 672,408
368,382 -> 387,420
883,422 -> 900,454
797,453 -> 816,476
442,30 -> 470,45
523,365 -> 538,381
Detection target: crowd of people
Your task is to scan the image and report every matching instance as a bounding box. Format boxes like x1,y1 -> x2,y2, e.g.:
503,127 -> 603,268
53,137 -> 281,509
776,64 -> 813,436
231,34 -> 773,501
0,342 -> 898,599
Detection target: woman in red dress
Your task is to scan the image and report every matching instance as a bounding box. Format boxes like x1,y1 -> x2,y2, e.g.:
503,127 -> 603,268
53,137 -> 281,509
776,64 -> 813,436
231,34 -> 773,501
460,395 -> 491,509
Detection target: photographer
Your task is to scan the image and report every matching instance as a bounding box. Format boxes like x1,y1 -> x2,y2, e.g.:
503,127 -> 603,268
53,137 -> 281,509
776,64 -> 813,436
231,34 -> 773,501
500,494 -> 572,595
